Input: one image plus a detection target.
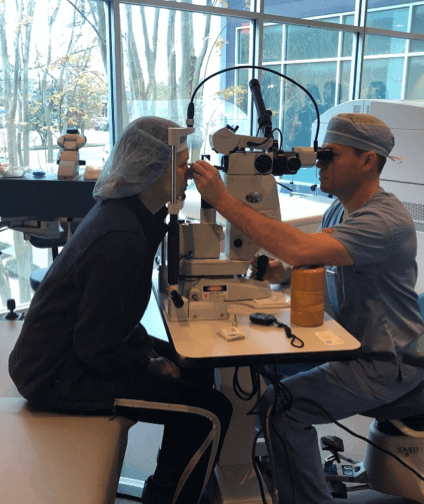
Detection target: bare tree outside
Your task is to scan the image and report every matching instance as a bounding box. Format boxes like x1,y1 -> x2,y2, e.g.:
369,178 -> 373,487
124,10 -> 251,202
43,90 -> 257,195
0,0 -> 109,306
0,0 -> 246,309
0,0 -> 422,310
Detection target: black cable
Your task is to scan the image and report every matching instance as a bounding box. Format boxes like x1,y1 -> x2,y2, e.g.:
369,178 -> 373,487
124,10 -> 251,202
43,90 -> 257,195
251,365 -> 296,504
249,313 -> 305,348
292,396 -> 424,482
251,364 -> 424,502
188,65 -> 321,151
276,181 -> 293,192
249,129 -> 274,148
233,366 -> 262,414
271,128 -> 283,149
273,320 -> 304,348
230,367 -> 270,504
251,425 -> 269,504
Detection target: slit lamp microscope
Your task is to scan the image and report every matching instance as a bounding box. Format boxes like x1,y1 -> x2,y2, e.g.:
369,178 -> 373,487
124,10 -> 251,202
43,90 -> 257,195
57,127 -> 87,180
161,77 -> 320,322
160,70 -> 424,504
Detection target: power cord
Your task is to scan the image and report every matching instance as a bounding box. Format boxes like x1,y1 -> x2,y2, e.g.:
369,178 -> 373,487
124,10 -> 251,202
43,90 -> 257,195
231,364 -> 424,504
231,365 -> 292,504
257,366 -> 424,504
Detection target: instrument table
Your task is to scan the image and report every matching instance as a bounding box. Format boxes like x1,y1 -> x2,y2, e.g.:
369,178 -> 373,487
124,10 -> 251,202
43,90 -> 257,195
150,279 -> 360,503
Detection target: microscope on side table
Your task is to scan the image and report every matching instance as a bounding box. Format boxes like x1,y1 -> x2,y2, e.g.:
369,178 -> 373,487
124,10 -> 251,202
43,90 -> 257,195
57,127 -> 87,180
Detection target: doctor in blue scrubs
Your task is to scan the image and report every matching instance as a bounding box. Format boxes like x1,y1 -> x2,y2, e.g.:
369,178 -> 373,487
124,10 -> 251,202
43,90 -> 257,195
191,113 -> 424,504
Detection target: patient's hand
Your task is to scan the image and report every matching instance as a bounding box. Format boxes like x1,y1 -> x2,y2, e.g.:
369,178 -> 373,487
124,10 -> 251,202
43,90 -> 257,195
147,357 -> 181,380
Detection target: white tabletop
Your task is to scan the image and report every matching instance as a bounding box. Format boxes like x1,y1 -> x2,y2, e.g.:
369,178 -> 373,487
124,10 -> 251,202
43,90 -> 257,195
149,280 -> 361,369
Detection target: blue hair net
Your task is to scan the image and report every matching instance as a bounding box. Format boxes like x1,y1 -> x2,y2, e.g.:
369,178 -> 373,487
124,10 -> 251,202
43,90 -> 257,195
93,116 -> 187,200
323,113 -> 394,158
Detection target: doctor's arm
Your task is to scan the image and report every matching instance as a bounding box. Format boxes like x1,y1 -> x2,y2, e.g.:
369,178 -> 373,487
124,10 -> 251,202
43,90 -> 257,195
191,160 -> 354,268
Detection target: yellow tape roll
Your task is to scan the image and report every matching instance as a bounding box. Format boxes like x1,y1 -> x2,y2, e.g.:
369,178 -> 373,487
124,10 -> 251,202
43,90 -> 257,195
290,267 -> 325,327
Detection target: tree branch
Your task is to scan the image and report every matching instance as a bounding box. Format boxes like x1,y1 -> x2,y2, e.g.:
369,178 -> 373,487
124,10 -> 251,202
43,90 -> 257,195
66,0 -> 103,41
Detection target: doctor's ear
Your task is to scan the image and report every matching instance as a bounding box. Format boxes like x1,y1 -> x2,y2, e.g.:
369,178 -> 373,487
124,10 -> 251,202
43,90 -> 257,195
365,151 -> 376,164
362,151 -> 379,171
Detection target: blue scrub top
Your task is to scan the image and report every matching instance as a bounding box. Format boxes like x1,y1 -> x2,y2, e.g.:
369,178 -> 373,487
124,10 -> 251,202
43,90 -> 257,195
319,187 -> 424,359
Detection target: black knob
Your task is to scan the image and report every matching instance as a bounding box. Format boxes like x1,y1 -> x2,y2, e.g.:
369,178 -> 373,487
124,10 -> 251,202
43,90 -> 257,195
170,290 -> 184,308
256,254 -> 269,281
5,299 -> 18,320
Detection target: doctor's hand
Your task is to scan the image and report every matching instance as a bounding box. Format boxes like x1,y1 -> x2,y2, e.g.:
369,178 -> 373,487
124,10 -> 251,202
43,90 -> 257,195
250,256 -> 289,285
190,160 -> 228,207
147,357 -> 181,380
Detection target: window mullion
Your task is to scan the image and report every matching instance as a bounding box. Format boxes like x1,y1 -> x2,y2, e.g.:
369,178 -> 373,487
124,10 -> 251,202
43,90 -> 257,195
108,0 -> 123,144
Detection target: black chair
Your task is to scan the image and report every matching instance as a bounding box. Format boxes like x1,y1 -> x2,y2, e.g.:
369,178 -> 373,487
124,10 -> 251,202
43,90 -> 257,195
29,231 -> 67,291
323,352 -> 424,502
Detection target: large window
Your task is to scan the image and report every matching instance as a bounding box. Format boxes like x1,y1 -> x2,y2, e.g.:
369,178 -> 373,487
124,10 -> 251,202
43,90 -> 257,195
264,0 -> 356,17
238,22 -> 356,150
120,4 -> 251,162
0,0 -> 424,311
406,55 -> 424,97
0,0 -> 108,310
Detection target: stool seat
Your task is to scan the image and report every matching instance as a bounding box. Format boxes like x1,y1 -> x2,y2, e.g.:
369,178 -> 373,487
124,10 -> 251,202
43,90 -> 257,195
0,397 -> 136,504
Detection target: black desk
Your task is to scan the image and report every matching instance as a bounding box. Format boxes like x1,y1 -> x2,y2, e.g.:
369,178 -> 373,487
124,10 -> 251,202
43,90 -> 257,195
0,171 -> 96,219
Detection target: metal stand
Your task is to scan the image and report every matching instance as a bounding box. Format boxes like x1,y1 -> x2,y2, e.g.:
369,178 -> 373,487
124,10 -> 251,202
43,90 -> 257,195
208,367 -> 272,504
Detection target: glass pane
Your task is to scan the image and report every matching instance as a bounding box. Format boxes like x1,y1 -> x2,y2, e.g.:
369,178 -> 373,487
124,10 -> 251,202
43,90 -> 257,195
406,56 -> 424,99
0,0 -> 108,310
265,0 -> 356,19
368,0 -> 416,7
340,60 -> 353,103
120,5 -> 252,164
263,23 -> 283,62
163,0 -> 252,10
366,7 -> 409,33
237,23 -> 251,64
286,25 -> 339,60
342,29 -> 355,57
361,57 -> 404,99
411,5 -> 424,52
260,65 -> 283,131
343,13 -> 355,26
364,33 -> 406,55
235,67 -> 250,116
341,14 -> 356,57
283,62 -> 337,149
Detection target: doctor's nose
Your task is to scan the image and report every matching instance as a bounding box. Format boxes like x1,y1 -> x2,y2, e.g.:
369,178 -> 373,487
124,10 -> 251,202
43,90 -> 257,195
316,159 -> 329,170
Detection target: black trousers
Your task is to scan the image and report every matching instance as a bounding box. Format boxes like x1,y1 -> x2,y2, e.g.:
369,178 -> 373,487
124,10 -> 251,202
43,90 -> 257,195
114,337 -> 233,504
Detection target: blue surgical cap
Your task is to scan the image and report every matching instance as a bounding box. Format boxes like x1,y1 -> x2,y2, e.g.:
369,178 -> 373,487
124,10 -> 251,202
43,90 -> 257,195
323,113 -> 394,158
93,116 -> 187,201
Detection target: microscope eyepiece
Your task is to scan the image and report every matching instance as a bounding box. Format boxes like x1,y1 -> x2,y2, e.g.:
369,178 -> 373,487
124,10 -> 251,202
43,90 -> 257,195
316,148 -> 334,162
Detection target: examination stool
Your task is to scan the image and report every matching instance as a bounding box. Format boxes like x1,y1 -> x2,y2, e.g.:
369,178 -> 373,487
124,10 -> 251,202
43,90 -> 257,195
0,397 -> 136,504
